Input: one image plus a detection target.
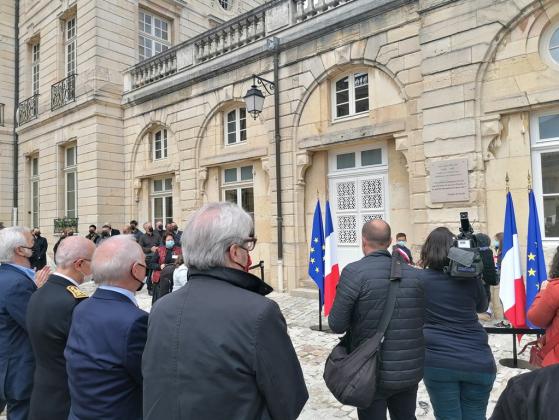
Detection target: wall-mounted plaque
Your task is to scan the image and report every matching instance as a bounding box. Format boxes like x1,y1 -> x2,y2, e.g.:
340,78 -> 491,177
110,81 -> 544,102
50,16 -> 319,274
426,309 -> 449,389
430,159 -> 469,203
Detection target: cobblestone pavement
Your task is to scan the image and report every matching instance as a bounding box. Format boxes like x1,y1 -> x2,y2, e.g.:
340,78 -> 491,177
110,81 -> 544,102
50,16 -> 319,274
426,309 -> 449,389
1,285 -> 533,420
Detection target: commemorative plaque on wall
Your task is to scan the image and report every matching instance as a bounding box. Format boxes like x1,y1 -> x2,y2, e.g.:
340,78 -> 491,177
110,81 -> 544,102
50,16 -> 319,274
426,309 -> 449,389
429,159 -> 469,203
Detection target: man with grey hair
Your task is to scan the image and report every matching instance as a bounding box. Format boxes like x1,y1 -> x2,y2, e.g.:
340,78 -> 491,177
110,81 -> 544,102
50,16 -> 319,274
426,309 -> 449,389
27,236 -> 95,420
65,236 -> 148,420
143,202 -> 308,420
0,227 -> 50,420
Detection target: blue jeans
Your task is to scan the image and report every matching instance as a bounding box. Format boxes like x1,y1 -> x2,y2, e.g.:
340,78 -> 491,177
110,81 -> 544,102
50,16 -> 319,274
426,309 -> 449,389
423,367 -> 496,420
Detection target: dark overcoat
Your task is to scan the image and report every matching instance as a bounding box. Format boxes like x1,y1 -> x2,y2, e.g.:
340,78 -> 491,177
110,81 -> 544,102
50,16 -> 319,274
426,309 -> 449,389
26,274 -> 88,420
142,267 -> 309,420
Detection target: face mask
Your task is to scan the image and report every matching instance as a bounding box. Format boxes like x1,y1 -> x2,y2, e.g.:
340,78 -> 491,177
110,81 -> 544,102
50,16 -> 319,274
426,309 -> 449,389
148,227 -> 153,233
102,231 -> 110,237
165,240 -> 175,249
397,241 -> 407,247
130,267 -> 146,291
493,240 -> 499,249
245,253 -> 252,272
77,267 -> 93,283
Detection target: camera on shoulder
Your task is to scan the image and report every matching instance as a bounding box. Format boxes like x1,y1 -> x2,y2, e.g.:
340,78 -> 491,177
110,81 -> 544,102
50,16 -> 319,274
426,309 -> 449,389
445,212 -> 484,278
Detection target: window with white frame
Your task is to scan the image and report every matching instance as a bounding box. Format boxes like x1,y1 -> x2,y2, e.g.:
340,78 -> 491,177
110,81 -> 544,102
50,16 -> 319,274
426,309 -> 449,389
30,157 -> 40,228
548,26 -> 559,64
218,0 -> 232,10
151,178 -> 173,226
65,16 -> 77,76
31,42 -> 40,95
152,129 -> 168,160
333,72 -> 370,119
64,145 -> 77,218
225,108 -> 247,145
222,165 -> 254,217
139,10 -> 171,61
531,111 -> 559,239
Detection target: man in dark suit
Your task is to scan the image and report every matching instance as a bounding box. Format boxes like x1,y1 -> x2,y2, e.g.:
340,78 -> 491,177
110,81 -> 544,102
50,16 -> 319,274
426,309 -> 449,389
142,203 -> 308,420
30,228 -> 48,270
27,236 -> 95,420
65,236 -> 148,420
0,227 -> 50,420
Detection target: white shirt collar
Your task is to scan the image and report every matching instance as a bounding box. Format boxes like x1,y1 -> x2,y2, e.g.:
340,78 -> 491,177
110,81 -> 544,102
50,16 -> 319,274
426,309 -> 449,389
98,285 -> 138,306
53,272 -> 80,287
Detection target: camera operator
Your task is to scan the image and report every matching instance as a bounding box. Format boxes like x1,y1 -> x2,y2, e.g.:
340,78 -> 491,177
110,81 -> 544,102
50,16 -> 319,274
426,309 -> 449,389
475,233 -> 499,321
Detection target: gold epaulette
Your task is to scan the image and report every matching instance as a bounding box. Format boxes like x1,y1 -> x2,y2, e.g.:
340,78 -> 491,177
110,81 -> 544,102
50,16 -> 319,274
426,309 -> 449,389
66,285 -> 88,299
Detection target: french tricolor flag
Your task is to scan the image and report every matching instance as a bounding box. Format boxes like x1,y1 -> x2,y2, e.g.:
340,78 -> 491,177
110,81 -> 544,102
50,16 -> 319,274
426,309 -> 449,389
324,201 -> 340,316
499,192 -> 527,328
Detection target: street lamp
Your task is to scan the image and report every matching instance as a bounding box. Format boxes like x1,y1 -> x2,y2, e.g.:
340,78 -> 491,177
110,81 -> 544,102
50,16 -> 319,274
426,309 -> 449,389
243,75 -> 275,119
242,37 -> 285,292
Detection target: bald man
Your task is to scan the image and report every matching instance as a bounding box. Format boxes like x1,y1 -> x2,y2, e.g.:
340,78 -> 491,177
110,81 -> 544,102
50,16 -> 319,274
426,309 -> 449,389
27,236 -> 95,420
65,236 -> 148,420
328,219 -> 425,420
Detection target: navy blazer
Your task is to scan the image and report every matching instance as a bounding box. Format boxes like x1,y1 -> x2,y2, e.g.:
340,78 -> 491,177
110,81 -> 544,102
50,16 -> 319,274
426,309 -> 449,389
65,288 -> 148,420
0,264 -> 37,401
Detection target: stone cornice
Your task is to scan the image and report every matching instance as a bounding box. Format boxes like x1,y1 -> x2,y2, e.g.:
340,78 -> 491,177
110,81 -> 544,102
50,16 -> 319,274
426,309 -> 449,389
200,146 -> 269,167
298,119 -> 406,150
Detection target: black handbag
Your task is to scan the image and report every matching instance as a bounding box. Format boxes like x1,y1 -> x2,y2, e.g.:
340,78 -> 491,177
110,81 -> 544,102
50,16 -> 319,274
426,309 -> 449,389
323,254 -> 402,408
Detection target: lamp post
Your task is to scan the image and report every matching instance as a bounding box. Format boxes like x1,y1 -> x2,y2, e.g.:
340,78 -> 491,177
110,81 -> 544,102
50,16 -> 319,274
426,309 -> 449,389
243,37 -> 284,292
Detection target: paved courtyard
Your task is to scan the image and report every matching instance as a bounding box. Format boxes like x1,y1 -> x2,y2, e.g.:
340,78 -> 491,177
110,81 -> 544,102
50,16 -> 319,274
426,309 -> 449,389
1,285 -> 533,419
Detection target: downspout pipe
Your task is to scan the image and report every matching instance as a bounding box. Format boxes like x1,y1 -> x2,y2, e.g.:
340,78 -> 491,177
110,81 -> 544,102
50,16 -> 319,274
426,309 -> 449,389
273,46 -> 284,292
12,0 -> 20,226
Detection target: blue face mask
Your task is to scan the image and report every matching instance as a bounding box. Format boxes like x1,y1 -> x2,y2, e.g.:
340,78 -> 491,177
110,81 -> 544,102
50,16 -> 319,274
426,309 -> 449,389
493,240 -> 499,249
165,240 -> 175,249
397,240 -> 407,247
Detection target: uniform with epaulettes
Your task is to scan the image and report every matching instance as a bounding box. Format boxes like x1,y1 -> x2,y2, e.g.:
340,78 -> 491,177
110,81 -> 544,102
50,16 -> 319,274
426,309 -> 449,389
26,274 -> 88,420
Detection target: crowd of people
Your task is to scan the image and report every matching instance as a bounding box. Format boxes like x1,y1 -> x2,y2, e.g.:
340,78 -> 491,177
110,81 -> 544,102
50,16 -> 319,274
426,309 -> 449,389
0,203 -> 558,420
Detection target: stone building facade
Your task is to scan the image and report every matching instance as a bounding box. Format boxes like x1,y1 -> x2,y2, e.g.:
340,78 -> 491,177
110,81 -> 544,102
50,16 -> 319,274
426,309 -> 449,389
4,0 -> 559,293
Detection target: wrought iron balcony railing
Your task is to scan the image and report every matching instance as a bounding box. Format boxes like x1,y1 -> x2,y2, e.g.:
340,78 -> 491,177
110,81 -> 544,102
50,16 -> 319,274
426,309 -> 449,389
18,94 -> 39,126
51,74 -> 76,111
0,103 -> 4,126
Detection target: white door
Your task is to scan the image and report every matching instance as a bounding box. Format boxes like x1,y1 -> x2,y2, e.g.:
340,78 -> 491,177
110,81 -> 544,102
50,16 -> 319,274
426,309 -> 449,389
330,174 -> 387,270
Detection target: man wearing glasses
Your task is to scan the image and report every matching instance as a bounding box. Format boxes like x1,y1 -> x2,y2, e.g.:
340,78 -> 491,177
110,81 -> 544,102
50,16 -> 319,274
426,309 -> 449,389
143,202 -> 308,420
65,236 -> 148,420
0,227 -> 49,420
27,236 -> 95,420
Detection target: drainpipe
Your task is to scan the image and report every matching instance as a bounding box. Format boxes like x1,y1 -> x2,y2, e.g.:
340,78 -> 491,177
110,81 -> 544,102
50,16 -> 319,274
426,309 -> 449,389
273,45 -> 284,293
12,0 -> 20,226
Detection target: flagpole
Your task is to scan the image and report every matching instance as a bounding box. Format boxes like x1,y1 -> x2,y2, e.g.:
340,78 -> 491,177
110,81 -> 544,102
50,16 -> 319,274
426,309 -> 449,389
506,172 -> 510,193
317,189 -> 322,332
318,290 -> 322,331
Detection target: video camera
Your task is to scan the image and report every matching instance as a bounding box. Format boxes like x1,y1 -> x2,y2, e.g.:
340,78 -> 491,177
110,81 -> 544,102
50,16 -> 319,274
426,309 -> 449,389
446,212 -> 484,278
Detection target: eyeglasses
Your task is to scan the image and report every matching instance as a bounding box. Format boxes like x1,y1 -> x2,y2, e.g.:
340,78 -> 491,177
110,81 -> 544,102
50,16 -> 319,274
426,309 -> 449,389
241,237 -> 257,252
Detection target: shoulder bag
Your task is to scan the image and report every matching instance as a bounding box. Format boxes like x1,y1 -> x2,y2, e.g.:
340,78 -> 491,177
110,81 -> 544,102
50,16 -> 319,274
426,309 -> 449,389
323,253 -> 402,408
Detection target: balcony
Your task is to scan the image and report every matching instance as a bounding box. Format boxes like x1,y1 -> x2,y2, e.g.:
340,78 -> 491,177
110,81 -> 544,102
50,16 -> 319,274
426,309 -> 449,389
18,94 -> 39,126
124,0 -> 362,93
51,74 -> 76,111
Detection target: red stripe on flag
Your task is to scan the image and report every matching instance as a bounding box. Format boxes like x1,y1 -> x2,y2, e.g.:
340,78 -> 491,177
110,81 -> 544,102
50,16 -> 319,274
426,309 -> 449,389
503,277 -> 527,329
324,264 -> 339,316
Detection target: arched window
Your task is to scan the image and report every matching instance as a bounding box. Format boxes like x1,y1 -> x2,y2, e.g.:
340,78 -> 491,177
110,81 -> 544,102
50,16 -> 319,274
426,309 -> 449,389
225,107 -> 247,145
332,72 -> 370,119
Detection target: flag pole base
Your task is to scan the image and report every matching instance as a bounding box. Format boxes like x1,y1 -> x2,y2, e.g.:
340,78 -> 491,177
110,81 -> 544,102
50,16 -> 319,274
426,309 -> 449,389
498,358 -> 536,370
310,325 -> 335,333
